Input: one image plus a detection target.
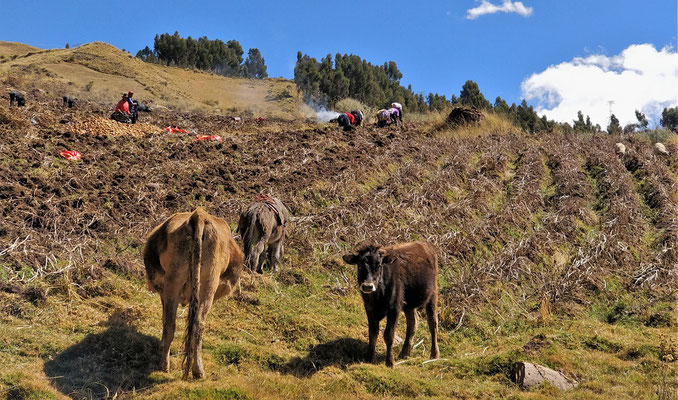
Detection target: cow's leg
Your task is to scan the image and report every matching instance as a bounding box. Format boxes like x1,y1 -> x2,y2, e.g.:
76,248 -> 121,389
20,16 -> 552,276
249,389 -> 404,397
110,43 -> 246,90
191,275 -> 219,379
267,238 -> 283,272
251,234 -> 268,274
398,308 -> 417,359
426,298 -> 440,359
366,316 -> 380,363
160,277 -> 182,372
383,310 -> 399,367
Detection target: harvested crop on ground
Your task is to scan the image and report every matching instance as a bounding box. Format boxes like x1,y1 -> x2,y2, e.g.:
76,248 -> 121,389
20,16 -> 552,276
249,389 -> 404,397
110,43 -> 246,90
67,116 -> 160,136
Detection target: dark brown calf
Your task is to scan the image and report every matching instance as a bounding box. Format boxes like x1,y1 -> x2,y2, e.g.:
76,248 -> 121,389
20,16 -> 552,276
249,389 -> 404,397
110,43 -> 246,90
343,241 -> 440,367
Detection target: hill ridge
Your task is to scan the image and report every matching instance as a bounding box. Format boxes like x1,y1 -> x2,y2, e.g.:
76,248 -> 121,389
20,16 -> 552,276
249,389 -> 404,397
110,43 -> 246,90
0,40 -> 303,118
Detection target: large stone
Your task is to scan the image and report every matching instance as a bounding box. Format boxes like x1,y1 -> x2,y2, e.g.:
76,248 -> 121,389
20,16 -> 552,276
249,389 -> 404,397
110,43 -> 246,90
514,362 -> 577,391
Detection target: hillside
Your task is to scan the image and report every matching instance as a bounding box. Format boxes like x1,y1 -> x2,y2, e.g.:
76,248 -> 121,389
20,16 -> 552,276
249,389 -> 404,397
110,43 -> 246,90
0,41 -> 303,118
0,92 -> 676,399
0,41 -> 40,59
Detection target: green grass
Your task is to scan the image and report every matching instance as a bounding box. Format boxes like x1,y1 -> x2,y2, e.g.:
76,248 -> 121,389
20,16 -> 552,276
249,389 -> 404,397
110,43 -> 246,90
1,261 -> 675,399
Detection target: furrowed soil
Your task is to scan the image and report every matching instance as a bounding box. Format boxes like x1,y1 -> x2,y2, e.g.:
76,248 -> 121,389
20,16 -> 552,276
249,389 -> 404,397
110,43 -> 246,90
0,98 -> 676,399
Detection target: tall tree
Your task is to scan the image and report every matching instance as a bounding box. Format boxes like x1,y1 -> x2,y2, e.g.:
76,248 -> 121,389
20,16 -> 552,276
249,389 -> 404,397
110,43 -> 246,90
635,110 -> 649,130
458,80 -> 491,109
243,48 -> 268,79
493,96 -> 510,114
661,106 -> 678,132
608,114 -> 622,135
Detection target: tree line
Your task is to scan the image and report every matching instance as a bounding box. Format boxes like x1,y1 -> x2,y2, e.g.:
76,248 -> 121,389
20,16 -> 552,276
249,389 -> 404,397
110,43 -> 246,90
136,34 -> 678,134
450,80 -> 678,134
292,54 -> 563,130
136,32 -> 267,79
294,52 -> 453,112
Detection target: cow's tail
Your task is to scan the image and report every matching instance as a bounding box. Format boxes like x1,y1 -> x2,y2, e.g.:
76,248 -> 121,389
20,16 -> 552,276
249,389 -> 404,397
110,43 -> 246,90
183,209 -> 205,379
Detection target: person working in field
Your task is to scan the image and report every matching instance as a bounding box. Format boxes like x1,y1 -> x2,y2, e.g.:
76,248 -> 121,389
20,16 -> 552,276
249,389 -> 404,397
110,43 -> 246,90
331,110 -> 364,131
390,102 -> 403,123
127,91 -> 139,124
351,110 -> 364,126
336,112 -> 355,131
377,108 -> 399,128
111,93 -> 132,123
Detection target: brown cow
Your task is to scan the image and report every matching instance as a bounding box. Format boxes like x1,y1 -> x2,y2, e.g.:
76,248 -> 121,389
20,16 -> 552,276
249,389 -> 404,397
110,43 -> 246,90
343,241 -> 440,367
143,207 -> 244,379
238,194 -> 290,273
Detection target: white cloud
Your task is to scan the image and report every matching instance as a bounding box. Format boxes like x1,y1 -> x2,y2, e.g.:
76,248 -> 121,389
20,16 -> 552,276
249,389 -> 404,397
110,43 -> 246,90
466,0 -> 533,20
521,44 -> 678,128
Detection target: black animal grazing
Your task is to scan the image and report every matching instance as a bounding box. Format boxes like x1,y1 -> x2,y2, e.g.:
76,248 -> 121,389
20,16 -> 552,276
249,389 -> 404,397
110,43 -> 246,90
9,91 -> 25,107
63,96 -> 76,108
137,102 -> 151,112
343,242 -> 440,367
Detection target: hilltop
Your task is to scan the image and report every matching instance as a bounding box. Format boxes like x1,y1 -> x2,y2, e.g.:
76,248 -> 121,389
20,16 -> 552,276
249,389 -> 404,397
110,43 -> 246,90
0,41 -> 40,59
0,41 -> 303,118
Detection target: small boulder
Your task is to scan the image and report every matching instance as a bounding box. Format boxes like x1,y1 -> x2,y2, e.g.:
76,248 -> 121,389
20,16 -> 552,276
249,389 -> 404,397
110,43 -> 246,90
514,362 -> 577,391
447,106 -> 483,127
614,142 -> 626,155
654,142 -> 669,155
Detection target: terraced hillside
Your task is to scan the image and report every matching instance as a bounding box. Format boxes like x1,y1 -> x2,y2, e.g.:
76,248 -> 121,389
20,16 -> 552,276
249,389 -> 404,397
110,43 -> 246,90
0,97 -> 676,399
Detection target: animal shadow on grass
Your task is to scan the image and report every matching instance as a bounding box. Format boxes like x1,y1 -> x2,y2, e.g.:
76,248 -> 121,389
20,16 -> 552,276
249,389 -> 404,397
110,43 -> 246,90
282,337 -> 368,377
44,308 -> 162,399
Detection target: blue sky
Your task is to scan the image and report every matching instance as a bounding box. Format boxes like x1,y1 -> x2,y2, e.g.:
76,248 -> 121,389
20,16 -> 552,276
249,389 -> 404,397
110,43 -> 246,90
4,1 -> 678,125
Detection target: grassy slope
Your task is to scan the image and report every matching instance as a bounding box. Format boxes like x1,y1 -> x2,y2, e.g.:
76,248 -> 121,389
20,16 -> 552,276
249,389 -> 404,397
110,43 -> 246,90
0,41 -> 302,118
0,91 -> 676,398
0,41 -> 40,58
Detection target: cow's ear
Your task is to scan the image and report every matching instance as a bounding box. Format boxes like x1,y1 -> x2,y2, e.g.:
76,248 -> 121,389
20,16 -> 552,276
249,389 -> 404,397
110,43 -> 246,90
343,254 -> 358,265
381,253 -> 395,265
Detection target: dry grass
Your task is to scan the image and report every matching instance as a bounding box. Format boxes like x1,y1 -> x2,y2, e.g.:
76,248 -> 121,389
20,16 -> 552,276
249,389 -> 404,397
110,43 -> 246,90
438,110 -> 522,137
0,41 -> 41,58
0,42 -> 305,119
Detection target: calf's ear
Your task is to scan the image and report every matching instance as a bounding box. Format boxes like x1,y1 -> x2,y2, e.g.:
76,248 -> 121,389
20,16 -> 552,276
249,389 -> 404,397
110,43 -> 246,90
381,254 -> 395,265
342,254 -> 358,264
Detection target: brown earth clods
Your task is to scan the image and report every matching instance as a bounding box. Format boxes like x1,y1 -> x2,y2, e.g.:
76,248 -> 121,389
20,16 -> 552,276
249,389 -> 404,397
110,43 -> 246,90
0,96 -> 677,322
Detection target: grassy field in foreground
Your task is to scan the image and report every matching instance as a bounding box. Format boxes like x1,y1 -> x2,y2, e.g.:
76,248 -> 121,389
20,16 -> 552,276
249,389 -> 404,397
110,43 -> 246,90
0,262 -> 676,399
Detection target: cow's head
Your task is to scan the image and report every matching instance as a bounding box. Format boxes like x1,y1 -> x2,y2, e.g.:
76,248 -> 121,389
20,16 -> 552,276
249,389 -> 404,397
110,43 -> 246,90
343,244 -> 393,294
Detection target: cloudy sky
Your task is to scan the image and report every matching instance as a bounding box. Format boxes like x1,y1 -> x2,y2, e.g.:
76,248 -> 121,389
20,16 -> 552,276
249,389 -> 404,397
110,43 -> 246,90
3,0 -> 677,126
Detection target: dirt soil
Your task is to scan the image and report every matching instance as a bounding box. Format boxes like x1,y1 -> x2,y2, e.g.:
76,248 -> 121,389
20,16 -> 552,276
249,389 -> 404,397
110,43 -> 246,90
1,97 -> 677,304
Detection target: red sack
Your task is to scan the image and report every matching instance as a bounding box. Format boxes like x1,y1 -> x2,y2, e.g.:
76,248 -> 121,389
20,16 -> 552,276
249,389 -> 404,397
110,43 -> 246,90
60,150 -> 81,160
164,126 -> 189,134
195,135 -> 222,142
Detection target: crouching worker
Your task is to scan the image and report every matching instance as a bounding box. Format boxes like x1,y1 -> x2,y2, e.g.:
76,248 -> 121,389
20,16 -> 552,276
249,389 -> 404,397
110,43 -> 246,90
336,112 -> 356,131
390,102 -> 403,123
351,110 -> 364,126
110,93 -> 131,123
377,108 -> 399,128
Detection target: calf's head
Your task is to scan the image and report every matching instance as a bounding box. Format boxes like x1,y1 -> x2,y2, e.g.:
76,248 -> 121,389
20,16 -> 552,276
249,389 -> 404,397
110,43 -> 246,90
343,244 -> 392,294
